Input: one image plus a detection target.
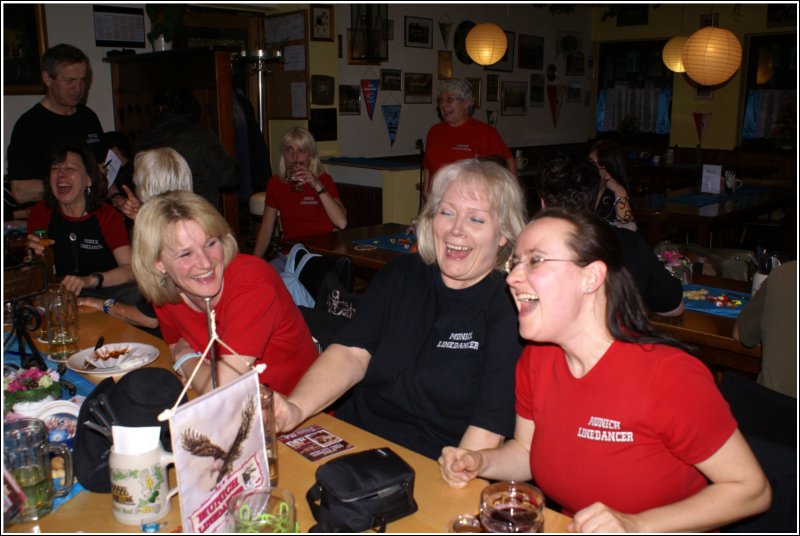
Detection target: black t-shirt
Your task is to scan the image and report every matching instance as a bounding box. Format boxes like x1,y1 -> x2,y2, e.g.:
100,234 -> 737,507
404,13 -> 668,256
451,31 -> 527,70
614,227 -> 683,313
6,103 -> 106,181
333,254 -> 522,459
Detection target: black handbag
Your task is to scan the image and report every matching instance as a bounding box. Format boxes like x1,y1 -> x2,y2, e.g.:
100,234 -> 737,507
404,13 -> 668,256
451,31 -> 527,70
306,448 -> 418,532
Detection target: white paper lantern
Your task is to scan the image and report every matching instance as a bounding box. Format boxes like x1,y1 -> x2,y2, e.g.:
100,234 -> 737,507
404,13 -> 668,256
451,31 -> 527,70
466,23 -> 507,66
662,36 -> 688,73
682,26 -> 742,86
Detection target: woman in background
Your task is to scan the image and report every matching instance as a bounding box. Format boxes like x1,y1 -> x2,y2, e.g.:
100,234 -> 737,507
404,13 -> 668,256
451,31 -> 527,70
589,140 -> 636,231
252,127 -> 346,259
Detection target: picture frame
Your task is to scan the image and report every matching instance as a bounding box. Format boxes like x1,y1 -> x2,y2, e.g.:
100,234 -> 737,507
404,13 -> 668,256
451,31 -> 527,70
4,4 -> 48,95
486,74 -> 499,102
500,81 -> 527,116
311,75 -> 335,105
566,53 -> 585,76
566,80 -> 582,102
404,72 -> 433,104
529,74 -> 544,108
348,29 -> 382,65
405,16 -> 433,48
380,68 -> 402,91
465,77 -> 482,109
339,84 -> 361,115
310,5 -> 334,42
517,34 -> 544,70
694,85 -> 713,101
438,50 -> 453,80
486,31 -> 515,73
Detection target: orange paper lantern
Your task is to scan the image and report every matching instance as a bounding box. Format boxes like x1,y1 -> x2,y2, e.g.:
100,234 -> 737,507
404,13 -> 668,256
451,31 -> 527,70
662,36 -> 688,73
682,26 -> 742,86
466,23 -> 507,66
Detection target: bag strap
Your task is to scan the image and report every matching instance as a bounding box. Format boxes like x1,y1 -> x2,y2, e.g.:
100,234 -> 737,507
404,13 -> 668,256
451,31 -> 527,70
293,246 -> 321,278
284,243 -> 306,275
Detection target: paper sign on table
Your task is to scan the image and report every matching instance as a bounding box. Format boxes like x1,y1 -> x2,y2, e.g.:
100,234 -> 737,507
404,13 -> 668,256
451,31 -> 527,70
279,424 -> 354,462
700,164 -> 723,194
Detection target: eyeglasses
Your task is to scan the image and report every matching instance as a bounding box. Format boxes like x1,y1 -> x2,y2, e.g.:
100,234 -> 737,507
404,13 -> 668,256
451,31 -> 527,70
437,96 -> 463,104
504,257 -> 578,274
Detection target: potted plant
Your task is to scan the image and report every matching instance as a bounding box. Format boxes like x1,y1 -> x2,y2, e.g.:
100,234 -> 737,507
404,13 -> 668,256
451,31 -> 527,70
146,4 -> 187,51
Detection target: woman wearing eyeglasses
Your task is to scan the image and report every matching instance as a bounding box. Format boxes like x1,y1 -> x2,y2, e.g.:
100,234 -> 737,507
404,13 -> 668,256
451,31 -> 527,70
423,79 -> 515,197
439,208 -> 770,532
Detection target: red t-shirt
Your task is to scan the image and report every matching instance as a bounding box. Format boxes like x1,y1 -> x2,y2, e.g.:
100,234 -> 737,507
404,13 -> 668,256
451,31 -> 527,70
423,117 -> 512,182
155,254 -> 318,395
516,341 -> 736,517
27,202 -> 129,251
265,172 -> 340,239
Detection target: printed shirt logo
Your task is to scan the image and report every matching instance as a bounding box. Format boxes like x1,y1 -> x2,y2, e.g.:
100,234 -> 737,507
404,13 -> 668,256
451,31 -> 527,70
80,238 -> 104,251
453,143 -> 472,153
436,331 -> 479,350
576,415 -> 634,443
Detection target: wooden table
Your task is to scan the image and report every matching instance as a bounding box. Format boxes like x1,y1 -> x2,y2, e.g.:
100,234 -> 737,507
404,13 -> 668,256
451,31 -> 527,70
649,274 -> 761,381
9,312 -> 573,533
281,223 -> 410,272
631,185 -> 785,248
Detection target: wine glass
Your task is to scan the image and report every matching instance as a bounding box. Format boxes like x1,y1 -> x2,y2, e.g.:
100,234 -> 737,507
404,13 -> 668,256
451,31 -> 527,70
479,481 -> 544,533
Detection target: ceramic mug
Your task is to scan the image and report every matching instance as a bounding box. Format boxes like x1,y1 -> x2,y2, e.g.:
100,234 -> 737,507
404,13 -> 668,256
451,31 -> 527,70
110,445 -> 178,525
515,157 -> 529,170
725,176 -> 743,192
3,417 -> 74,522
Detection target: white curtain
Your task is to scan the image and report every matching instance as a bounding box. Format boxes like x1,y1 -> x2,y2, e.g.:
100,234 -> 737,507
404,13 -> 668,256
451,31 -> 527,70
602,88 -> 664,133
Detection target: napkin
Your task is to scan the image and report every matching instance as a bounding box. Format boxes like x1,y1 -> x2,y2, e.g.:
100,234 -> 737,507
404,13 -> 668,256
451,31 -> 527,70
111,425 -> 161,455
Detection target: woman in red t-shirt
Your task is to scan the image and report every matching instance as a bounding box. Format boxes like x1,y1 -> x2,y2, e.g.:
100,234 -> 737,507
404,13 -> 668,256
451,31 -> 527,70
252,127 -> 347,258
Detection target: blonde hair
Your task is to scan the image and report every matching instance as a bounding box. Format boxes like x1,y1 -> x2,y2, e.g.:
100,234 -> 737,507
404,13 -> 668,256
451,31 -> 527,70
132,190 -> 238,305
133,147 -> 193,203
415,159 -> 526,269
277,127 -> 322,179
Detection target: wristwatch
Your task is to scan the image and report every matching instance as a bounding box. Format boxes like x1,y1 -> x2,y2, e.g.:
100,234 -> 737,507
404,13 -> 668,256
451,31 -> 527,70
92,272 -> 104,289
315,187 -> 327,195
103,298 -> 116,314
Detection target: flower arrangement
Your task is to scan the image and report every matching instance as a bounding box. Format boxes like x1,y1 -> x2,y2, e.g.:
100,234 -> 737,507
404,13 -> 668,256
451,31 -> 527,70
4,367 -> 62,414
658,250 -> 693,284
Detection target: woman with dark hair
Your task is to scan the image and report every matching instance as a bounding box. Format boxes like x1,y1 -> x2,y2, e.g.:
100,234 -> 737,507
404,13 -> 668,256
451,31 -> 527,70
26,145 -> 134,297
589,140 -> 636,230
439,208 -> 771,532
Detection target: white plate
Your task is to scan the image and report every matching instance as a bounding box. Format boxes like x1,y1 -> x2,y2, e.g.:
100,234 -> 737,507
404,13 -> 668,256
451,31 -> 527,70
66,342 -> 160,375
35,400 -> 80,448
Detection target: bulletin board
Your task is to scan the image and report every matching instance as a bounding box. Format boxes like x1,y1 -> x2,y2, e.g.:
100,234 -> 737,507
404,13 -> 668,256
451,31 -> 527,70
265,10 -> 309,119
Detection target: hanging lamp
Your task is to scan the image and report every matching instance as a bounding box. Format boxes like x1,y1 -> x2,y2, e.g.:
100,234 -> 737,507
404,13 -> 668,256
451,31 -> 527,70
682,26 -> 742,86
662,36 -> 689,72
465,22 -> 507,66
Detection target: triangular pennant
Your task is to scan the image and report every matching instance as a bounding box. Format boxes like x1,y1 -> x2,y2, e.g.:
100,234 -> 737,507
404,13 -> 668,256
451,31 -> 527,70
693,111 -> 712,145
361,79 -> 379,120
546,85 -> 566,128
382,104 -> 401,146
438,21 -> 453,48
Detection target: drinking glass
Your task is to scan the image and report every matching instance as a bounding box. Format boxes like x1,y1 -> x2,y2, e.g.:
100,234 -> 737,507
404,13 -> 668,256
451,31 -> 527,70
288,163 -> 304,193
44,285 -> 79,362
227,486 -> 296,533
259,385 -> 279,486
479,481 -> 544,533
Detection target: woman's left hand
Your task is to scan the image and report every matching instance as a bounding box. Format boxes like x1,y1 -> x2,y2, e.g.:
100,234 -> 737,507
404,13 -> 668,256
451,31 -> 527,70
568,502 -> 639,533
59,274 -> 93,296
77,296 -> 103,311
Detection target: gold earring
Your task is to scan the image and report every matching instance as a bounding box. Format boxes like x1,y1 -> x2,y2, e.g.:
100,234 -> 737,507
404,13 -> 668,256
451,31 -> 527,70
160,273 -> 168,288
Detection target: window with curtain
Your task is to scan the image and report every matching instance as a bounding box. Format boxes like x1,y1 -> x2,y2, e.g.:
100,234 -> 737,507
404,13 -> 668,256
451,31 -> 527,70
595,40 -> 673,136
740,33 -> 796,150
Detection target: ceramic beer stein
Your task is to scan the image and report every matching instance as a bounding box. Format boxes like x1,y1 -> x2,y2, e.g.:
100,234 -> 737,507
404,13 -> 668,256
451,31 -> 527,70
109,445 -> 178,525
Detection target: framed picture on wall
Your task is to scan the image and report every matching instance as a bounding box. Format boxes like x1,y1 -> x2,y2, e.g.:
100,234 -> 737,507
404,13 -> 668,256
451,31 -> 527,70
486,74 -> 499,102
500,81 -> 527,116
465,77 -> 481,109
486,31 -> 515,72
3,4 -> 48,94
404,72 -> 433,103
529,74 -> 544,107
380,68 -> 402,91
517,34 -> 543,70
405,16 -> 432,48
339,84 -> 361,115
310,5 -> 334,41
694,85 -> 713,100
566,80 -> 582,102
311,75 -> 335,105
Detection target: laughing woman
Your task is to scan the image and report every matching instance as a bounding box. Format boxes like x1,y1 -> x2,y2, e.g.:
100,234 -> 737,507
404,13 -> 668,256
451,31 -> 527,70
273,159 -> 527,459
131,190 -> 317,395
26,145 -> 134,296
439,209 -> 770,532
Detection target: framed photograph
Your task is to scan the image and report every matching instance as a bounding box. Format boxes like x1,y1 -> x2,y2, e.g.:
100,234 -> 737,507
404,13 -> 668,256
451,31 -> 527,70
311,75 -> 335,105
404,72 -> 433,104
566,79 -> 582,102
311,5 -> 334,41
486,31 -> 515,72
93,5 -> 145,48
4,4 -> 48,95
517,34 -> 543,70
405,16 -> 433,48
438,51 -> 453,80
566,53 -> 585,76
486,75 -> 499,102
500,81 -> 527,116
348,29 -> 383,65
339,84 -> 361,115
380,68 -> 402,91
529,74 -> 544,108
694,85 -> 713,100
465,77 -> 481,109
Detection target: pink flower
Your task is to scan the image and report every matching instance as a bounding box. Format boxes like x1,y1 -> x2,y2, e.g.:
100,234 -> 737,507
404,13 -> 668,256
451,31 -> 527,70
5,379 -> 25,392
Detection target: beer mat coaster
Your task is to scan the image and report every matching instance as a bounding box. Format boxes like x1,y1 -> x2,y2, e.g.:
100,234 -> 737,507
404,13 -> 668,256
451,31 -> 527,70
353,232 -> 416,254
279,424 -> 354,462
682,284 -> 750,319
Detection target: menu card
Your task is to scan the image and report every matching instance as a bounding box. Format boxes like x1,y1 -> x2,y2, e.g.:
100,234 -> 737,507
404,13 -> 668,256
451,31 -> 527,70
700,164 -> 723,194
279,424 -> 354,461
